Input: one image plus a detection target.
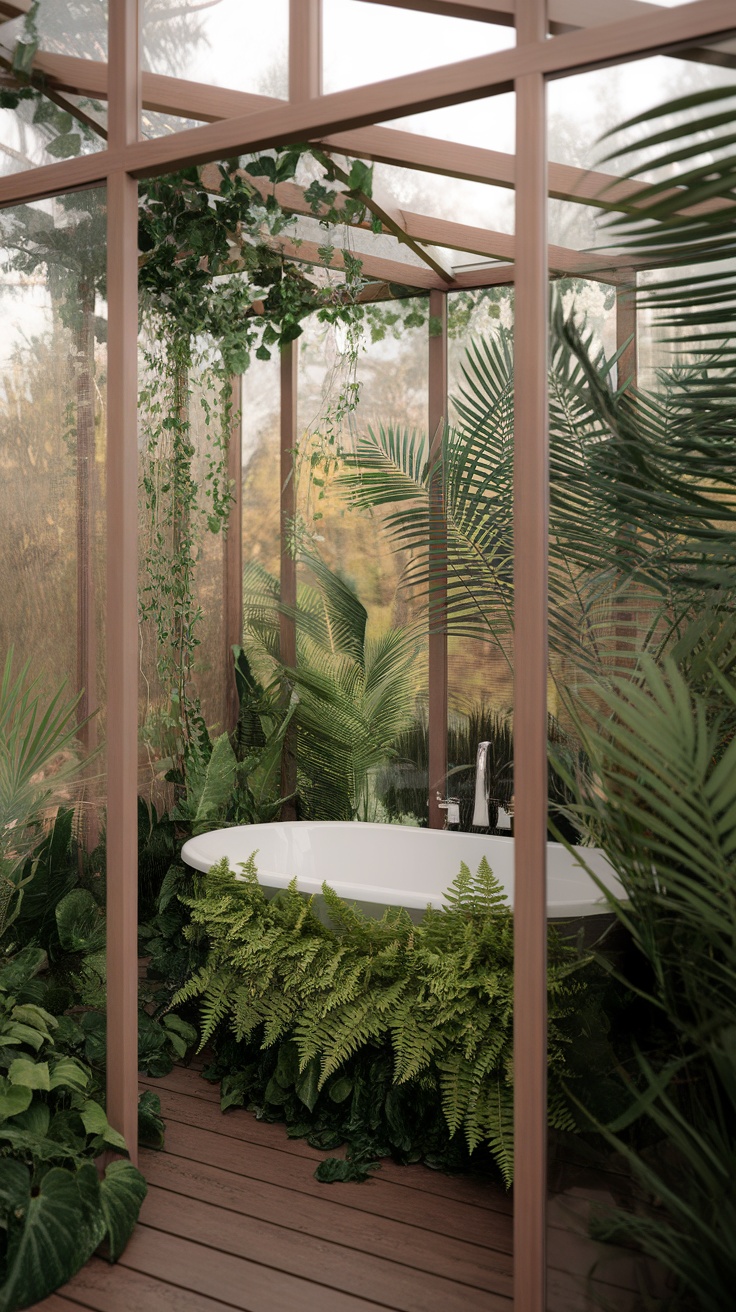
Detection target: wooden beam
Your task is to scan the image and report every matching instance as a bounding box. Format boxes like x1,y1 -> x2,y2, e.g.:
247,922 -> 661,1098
355,0 -> 736,63
427,290 -> 449,830
6,44 -> 731,223
0,0 -> 30,18
223,375 -> 243,736
37,1 -> 736,185
513,0 -> 549,1308
260,233 -> 448,290
399,207 -> 629,279
105,0 -> 140,1166
280,342 -> 298,821
289,0 -> 322,102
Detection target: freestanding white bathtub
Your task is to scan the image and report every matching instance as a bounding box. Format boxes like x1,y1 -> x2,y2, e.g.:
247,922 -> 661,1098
181,821 -> 622,923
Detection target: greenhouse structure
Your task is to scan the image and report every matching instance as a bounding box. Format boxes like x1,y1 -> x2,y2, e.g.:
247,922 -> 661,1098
1,1 -> 735,1310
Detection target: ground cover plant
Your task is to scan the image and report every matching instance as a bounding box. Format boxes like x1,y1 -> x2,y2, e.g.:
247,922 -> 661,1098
0,656 -> 171,1311
173,854 -> 620,1188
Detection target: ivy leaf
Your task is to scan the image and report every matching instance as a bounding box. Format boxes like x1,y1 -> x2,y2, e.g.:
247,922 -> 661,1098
347,159 -> 373,196
245,156 -> 276,182
99,1160 -> 147,1262
12,39 -> 38,76
45,133 -> 82,159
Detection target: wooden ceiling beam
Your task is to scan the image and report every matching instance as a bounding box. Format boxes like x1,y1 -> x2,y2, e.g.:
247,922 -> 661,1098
7,44 -> 728,223
354,0 -> 736,63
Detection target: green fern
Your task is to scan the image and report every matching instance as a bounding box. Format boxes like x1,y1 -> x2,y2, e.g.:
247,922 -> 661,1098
175,855 -> 608,1184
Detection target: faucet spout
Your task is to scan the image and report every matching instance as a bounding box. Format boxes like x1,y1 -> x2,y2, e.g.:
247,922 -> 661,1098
472,740 -> 491,828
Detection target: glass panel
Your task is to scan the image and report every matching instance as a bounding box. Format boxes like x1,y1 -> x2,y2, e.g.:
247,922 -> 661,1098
2,0 -> 108,60
323,0 -> 513,93
373,162 -> 514,239
0,89 -> 105,177
141,0 -> 288,98
445,287 -> 514,833
0,187 -> 107,850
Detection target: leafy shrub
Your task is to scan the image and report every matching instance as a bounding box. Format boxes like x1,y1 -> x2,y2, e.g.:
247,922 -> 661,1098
175,855 -> 612,1186
0,947 -> 146,1311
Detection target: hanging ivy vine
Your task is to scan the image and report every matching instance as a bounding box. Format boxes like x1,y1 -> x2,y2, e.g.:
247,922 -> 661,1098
136,151 -> 382,777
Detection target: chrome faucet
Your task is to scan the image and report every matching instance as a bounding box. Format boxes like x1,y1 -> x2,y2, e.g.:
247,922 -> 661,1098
472,741 -> 491,828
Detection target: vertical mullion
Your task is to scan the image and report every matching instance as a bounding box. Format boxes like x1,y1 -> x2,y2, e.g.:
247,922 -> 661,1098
223,374 -> 243,734
513,1 -> 549,1309
428,289 -> 448,829
289,0 -> 323,102
105,0 -> 140,1161
280,342 -> 298,817
616,272 -> 638,392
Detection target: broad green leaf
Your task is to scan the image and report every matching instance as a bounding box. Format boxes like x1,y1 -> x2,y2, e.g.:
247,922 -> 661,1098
0,1163 -> 105,1312
8,1058 -> 50,1091
295,1058 -> 321,1112
79,1100 -> 128,1153
49,1057 -> 89,1093
99,1160 -> 147,1262
0,1076 -> 32,1121
11,1100 -> 50,1139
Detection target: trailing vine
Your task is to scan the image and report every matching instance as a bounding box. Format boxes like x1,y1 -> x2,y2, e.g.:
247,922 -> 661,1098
135,152 -> 384,775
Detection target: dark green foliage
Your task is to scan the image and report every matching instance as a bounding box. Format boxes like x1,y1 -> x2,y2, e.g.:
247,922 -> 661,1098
242,554 -> 420,821
0,948 -> 147,1311
175,855 -> 611,1186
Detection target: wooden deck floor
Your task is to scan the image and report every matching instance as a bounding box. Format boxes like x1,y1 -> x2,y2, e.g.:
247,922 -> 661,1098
32,1063 -> 652,1312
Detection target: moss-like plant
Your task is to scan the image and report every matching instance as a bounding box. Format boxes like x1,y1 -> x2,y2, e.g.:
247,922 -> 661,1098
174,854 -> 611,1186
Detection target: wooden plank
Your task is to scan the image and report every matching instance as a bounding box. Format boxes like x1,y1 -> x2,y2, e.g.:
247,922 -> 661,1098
140,1081 -> 512,1214
118,1226 -> 394,1311
34,1257 -> 247,1312
141,1151 -> 513,1294
139,1068 -> 221,1103
140,1185 -> 512,1310
155,1119 -> 514,1250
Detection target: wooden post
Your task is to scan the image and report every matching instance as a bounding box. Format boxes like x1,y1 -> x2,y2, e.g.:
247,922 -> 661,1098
615,273 -> 638,665
105,0 -> 140,1163
427,289 -> 448,829
75,275 -> 99,849
616,272 -> 637,393
223,374 -> 243,735
289,0 -> 322,102
280,342 -> 298,817
513,1 -> 549,1309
